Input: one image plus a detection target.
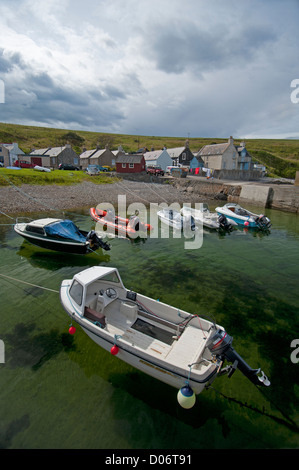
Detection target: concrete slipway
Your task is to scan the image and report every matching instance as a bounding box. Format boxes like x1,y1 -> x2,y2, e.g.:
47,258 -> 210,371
170,176 -> 299,213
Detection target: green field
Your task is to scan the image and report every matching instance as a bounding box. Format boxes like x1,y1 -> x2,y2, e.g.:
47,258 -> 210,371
0,167 -> 118,187
1,122 -> 299,178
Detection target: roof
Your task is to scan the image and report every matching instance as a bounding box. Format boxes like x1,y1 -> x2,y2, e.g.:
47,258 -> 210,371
198,142 -> 230,156
30,148 -> 50,155
143,149 -> 164,161
116,154 -> 144,164
74,266 -> 121,287
79,149 -> 97,159
26,218 -> 61,227
30,147 -> 67,156
166,147 -> 186,158
89,149 -> 107,159
44,147 -> 67,156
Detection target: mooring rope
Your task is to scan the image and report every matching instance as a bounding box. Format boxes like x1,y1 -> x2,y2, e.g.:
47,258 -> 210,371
0,273 -> 59,293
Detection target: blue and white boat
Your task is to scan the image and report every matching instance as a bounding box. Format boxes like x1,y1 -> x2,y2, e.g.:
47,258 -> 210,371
216,203 -> 271,229
14,217 -> 110,254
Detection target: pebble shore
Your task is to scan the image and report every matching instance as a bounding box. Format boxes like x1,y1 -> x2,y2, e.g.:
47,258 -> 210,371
0,180 -> 204,215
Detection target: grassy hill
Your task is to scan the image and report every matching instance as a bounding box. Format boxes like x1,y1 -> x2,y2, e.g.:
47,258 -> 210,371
1,122 -> 299,178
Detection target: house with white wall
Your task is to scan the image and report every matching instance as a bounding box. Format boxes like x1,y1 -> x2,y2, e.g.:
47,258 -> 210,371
143,149 -> 173,171
0,142 -> 24,166
197,137 -> 252,171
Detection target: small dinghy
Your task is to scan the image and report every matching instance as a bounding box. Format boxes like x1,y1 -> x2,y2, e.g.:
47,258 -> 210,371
157,208 -> 196,231
90,208 -> 152,238
181,204 -> 235,230
216,203 -> 271,229
14,218 -> 110,254
60,266 -> 270,408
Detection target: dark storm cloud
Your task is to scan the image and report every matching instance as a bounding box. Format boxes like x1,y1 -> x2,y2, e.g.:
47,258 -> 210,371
144,22 -> 277,74
0,48 -> 24,73
1,62 -> 126,130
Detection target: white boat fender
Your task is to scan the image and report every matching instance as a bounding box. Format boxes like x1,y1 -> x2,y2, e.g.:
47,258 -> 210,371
177,384 -> 196,409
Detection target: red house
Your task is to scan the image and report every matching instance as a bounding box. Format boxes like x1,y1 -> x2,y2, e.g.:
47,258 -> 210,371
116,154 -> 146,173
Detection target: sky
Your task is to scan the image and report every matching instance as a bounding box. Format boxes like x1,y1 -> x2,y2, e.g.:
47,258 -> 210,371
0,0 -> 299,140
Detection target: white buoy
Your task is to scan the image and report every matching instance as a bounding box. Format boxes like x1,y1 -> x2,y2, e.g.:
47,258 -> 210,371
177,385 -> 196,409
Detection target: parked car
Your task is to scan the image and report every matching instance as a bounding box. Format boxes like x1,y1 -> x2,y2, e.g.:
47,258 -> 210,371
86,165 -> 108,175
146,165 -> 164,176
59,163 -> 80,170
14,160 -> 34,169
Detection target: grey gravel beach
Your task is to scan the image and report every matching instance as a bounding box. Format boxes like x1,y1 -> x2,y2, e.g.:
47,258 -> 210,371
0,179 -> 203,215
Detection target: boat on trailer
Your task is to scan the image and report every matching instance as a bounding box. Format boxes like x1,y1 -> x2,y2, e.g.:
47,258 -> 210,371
90,207 -> 152,238
216,203 -> 271,229
14,218 -> 110,254
60,266 -> 270,408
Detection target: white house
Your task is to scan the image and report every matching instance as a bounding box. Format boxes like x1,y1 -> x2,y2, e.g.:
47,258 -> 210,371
143,149 -> 173,171
0,142 -> 24,166
197,137 -> 252,171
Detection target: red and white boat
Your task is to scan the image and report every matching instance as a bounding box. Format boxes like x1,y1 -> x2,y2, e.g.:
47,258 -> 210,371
90,207 -> 153,238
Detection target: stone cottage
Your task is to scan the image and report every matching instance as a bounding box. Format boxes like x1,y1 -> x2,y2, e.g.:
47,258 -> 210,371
197,137 -> 252,171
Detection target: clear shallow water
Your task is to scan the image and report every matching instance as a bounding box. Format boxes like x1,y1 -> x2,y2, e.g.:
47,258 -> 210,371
0,204 -> 298,449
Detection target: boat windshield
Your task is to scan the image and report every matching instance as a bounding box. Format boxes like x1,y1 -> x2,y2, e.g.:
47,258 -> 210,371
69,280 -> 83,306
99,271 -> 121,284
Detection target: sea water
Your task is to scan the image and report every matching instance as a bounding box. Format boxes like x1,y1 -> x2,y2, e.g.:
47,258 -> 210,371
0,204 -> 298,449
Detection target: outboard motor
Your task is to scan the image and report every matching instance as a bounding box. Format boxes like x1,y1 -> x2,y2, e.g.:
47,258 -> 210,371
207,329 -> 270,387
86,230 -> 111,251
218,214 -> 233,231
128,215 -> 140,231
255,215 -> 271,230
183,214 -> 196,231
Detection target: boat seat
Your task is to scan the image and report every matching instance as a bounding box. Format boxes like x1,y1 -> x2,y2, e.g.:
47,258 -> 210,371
84,307 -> 106,328
120,301 -> 138,326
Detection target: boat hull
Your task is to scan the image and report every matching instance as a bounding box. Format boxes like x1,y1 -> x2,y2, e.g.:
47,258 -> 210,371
90,207 -> 151,237
14,228 -> 90,254
216,204 -> 271,229
77,317 -> 216,394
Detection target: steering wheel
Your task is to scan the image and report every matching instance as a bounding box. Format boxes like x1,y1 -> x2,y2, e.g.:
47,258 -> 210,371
105,287 -> 117,299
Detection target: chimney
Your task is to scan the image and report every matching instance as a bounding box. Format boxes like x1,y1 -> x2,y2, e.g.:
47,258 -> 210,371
228,136 -> 234,144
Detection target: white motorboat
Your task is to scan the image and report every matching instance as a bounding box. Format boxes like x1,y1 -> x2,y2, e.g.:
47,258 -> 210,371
216,203 -> 271,229
181,204 -> 236,230
157,208 -> 196,231
14,217 -> 110,254
60,266 -> 270,408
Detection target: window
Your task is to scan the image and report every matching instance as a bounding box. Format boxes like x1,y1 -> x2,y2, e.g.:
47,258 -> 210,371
100,271 -> 121,284
25,225 -> 45,235
129,163 -> 134,168
182,152 -> 186,160
69,280 -> 83,306
122,163 -> 126,168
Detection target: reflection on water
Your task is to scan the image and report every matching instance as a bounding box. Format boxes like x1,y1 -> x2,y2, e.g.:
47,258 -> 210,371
0,207 -> 298,449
